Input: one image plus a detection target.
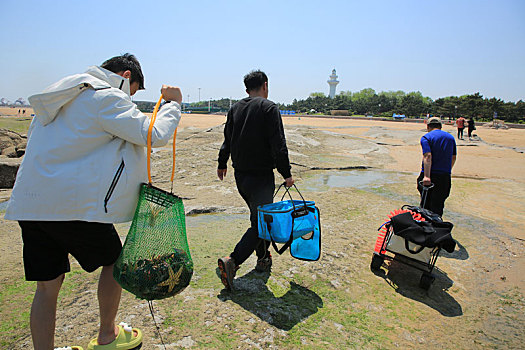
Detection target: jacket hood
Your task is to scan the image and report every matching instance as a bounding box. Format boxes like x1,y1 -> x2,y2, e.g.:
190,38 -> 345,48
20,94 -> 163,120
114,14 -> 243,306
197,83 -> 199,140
28,66 -> 131,126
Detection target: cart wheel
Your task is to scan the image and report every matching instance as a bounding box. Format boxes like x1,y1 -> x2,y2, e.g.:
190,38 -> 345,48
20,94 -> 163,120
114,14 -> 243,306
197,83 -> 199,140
370,254 -> 384,271
419,273 -> 435,290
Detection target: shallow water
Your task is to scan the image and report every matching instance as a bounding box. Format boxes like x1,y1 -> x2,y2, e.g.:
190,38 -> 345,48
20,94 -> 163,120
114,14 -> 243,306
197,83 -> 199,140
301,169 -> 397,191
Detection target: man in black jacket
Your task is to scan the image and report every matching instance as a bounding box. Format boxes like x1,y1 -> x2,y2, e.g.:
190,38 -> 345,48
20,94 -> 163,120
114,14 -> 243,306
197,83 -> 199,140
217,70 -> 294,290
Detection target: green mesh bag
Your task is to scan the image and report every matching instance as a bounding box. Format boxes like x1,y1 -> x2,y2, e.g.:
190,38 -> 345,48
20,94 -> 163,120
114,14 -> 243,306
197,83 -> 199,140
113,96 -> 193,300
113,184 -> 193,300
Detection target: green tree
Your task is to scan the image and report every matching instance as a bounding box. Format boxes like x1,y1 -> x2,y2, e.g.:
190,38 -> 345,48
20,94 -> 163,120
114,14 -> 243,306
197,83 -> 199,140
398,91 -> 430,117
378,90 -> 405,115
351,88 -> 377,114
486,97 -> 504,119
433,96 -> 459,119
460,93 -> 485,118
332,94 -> 352,111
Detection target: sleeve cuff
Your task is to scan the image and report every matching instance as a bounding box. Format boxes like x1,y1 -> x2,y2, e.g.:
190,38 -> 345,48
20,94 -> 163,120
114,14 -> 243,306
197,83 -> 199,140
161,100 -> 181,109
278,168 -> 292,179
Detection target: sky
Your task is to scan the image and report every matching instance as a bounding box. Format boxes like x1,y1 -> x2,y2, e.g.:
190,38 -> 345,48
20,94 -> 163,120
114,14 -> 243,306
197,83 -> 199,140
1,0 -> 524,105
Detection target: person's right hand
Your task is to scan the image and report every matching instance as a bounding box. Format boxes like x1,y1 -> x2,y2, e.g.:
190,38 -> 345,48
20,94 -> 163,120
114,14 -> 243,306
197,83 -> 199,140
284,177 -> 294,187
161,85 -> 183,104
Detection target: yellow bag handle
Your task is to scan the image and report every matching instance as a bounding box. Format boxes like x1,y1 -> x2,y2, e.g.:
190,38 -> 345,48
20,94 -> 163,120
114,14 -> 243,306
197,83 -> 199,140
147,95 -> 178,189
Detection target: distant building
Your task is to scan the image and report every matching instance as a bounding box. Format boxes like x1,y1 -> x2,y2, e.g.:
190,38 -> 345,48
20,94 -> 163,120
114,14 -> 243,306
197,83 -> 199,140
327,69 -> 339,98
14,98 -> 27,105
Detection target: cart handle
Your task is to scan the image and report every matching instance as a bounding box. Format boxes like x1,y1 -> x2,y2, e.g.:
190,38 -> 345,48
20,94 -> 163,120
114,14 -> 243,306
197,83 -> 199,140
418,181 -> 434,190
418,181 -> 434,208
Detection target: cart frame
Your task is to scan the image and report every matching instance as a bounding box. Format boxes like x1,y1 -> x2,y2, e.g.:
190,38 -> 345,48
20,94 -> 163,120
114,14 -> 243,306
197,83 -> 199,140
370,184 -> 441,290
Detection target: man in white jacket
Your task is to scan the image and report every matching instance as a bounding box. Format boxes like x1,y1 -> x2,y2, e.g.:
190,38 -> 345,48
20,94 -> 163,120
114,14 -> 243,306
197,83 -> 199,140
5,53 -> 182,350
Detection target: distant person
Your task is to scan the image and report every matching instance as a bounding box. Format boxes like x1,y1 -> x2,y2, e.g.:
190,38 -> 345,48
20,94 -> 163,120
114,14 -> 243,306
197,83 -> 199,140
467,117 -> 476,140
217,70 -> 294,290
5,53 -> 183,350
456,116 -> 466,139
418,116 -> 457,217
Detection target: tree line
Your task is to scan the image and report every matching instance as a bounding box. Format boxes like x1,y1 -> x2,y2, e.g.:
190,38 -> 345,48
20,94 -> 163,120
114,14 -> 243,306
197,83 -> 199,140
136,90 -> 524,123
279,90 -> 524,123
135,98 -> 235,114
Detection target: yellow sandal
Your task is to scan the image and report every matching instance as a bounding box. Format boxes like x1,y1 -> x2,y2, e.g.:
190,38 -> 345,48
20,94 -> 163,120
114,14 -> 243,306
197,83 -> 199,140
87,323 -> 142,350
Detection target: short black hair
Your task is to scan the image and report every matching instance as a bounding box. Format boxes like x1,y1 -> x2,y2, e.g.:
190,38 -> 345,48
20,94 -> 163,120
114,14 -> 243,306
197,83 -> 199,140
244,70 -> 268,92
101,53 -> 145,90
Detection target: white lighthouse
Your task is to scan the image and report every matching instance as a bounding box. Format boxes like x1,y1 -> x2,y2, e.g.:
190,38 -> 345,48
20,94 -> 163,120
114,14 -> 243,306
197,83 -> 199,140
327,68 -> 339,98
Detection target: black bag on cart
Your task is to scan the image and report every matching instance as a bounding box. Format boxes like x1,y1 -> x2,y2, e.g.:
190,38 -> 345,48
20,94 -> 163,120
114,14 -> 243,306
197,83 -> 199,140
390,211 -> 456,254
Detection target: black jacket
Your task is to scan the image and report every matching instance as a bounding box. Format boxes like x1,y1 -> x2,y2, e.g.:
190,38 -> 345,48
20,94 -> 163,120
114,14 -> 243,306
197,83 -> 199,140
218,97 -> 291,179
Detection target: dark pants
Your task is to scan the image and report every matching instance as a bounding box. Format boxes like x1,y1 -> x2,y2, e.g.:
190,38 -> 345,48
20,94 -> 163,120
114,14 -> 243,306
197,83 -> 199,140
457,128 -> 464,139
230,170 -> 275,266
417,172 -> 451,217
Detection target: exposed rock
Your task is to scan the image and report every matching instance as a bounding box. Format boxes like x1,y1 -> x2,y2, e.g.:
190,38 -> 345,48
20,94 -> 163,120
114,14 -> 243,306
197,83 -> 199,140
0,136 -> 13,150
172,335 -> 196,348
185,206 -> 226,215
0,157 -> 22,188
1,146 -> 17,158
15,140 -> 27,157
0,129 -> 26,158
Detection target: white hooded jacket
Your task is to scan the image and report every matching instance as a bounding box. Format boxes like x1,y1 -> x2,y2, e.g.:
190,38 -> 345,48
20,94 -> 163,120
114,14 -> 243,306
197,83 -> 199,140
5,66 -> 181,223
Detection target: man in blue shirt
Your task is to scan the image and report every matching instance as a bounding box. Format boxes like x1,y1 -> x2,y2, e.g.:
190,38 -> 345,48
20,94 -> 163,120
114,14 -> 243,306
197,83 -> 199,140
418,117 -> 457,216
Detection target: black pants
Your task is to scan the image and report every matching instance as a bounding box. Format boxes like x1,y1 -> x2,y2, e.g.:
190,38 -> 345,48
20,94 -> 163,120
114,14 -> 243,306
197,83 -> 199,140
417,172 -> 451,217
230,170 -> 275,266
457,128 -> 464,139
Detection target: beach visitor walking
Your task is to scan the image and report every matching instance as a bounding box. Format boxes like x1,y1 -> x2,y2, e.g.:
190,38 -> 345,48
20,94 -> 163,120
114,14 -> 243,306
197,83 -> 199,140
417,116 -> 457,217
217,70 -> 294,290
4,53 -> 183,350
456,115 -> 466,139
467,117 -> 476,140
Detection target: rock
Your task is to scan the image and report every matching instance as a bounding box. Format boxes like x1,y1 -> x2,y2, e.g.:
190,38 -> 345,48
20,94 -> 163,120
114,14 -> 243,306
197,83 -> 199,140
0,157 -> 22,188
2,146 -> 17,158
185,206 -> 226,215
173,335 -> 196,348
15,140 -> 27,157
330,279 -> 342,289
0,136 -> 13,150
0,129 -> 26,158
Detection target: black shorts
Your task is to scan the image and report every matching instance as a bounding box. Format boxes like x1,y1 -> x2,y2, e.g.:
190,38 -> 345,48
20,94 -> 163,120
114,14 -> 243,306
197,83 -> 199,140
19,221 -> 122,281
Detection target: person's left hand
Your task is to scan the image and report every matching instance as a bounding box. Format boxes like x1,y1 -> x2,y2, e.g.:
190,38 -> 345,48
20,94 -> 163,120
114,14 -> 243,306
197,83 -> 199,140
217,168 -> 227,181
422,176 -> 432,186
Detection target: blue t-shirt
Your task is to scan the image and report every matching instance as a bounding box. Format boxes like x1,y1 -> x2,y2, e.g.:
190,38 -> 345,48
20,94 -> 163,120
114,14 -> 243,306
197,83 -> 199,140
420,129 -> 457,174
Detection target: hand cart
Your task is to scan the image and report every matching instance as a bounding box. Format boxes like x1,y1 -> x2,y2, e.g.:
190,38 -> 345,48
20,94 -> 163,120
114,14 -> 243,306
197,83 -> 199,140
370,183 -> 444,290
